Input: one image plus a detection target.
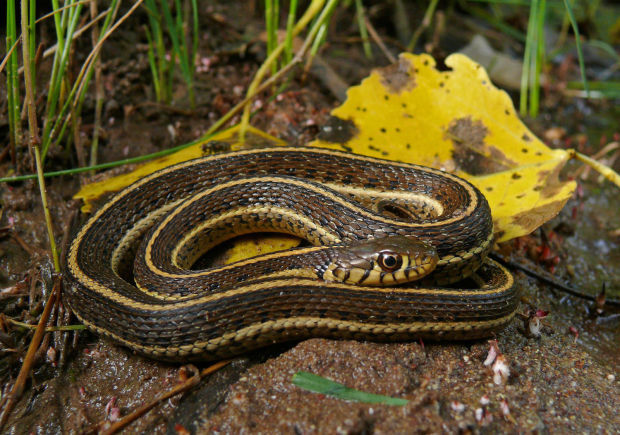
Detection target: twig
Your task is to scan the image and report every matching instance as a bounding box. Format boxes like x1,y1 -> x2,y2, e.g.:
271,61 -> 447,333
364,16 -> 396,64
98,360 -> 231,435
490,253 -> 620,307
354,0 -> 372,59
204,51 -> 304,138
407,0 -> 439,51
573,142 -> 619,181
0,145 -> 11,164
569,148 -> 620,188
10,230 -> 42,257
0,277 -> 61,429
5,317 -> 86,332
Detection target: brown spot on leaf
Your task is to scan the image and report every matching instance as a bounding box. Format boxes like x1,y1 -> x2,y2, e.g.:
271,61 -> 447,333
495,228 -> 506,240
239,130 -> 283,148
317,116 -> 359,144
511,199 -> 570,235
201,140 -> 232,155
536,164 -> 569,199
445,117 -> 516,175
378,57 -> 416,94
522,133 -> 532,142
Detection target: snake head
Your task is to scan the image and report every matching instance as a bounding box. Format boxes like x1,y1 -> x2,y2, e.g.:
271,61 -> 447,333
324,236 -> 438,286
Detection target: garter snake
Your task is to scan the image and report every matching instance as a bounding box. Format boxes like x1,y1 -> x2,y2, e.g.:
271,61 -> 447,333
64,147 -> 517,361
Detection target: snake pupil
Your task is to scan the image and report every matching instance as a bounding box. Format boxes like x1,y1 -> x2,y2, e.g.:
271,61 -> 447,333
378,251 -> 402,271
384,256 -> 396,267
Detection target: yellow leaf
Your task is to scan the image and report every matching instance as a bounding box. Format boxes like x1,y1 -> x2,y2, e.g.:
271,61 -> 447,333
208,234 -> 303,265
310,53 -> 578,242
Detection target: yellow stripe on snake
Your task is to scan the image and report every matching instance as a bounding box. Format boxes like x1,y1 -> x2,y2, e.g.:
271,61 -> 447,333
64,147 -> 517,361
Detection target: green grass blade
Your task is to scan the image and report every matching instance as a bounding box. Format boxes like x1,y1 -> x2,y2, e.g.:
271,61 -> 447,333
285,0 -> 299,63
519,0 -> 537,115
310,22 -> 328,56
42,0 -> 85,159
44,1 -> 135,162
563,0 -> 588,96
144,24 -> 162,101
73,1 -> 120,121
407,0 -> 440,51
587,40 -> 620,63
457,4 -> 526,43
266,0 -> 278,74
274,0 -> 281,70
292,372 -> 409,406
355,0 -> 372,59
190,0 -> 199,87
307,0 -> 338,57
154,0 -> 195,106
0,129 -> 217,183
160,0 -> 190,86
468,0 -> 531,4
28,0 -> 36,91
529,0 -> 546,117
143,0 -> 166,102
6,0 -> 22,155
566,81 -> 620,98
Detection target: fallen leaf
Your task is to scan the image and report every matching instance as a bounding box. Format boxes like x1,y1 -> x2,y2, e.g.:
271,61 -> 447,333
310,53 -> 578,242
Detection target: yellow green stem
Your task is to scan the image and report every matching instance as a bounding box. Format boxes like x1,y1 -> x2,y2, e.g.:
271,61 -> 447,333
239,0 -> 326,141
20,0 -> 60,272
570,149 -> 620,188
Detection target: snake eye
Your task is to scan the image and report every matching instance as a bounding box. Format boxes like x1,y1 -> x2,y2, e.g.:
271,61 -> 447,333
378,251 -> 403,272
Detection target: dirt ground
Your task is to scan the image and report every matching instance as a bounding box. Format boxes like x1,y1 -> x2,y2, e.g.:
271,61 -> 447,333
1,2 -> 619,433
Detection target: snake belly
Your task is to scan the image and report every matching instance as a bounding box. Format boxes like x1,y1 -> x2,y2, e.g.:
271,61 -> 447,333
64,147 -> 517,361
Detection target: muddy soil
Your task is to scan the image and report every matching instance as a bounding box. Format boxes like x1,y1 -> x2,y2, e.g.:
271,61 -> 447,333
1,2 -> 618,433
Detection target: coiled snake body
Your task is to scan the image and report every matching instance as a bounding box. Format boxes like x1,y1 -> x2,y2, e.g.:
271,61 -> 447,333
64,147 -> 517,361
